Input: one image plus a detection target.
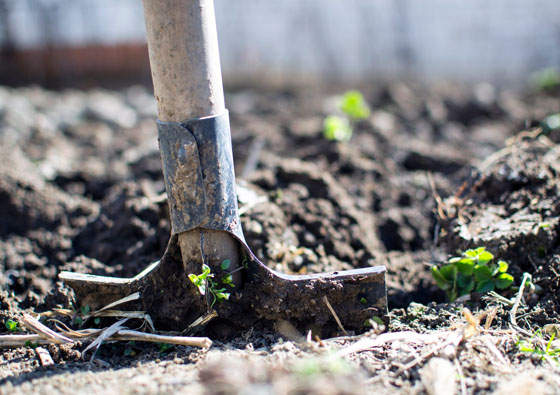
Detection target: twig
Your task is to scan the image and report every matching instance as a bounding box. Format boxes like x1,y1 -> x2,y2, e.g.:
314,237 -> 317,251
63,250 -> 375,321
21,314 -> 72,344
83,318 -> 129,361
92,292 -> 140,314
0,325 -> 213,350
510,273 -> 532,336
0,334 -> 51,347
336,331 -> 447,358
395,332 -> 463,375
454,358 -> 467,395
323,296 -> 348,336
113,330 -> 212,348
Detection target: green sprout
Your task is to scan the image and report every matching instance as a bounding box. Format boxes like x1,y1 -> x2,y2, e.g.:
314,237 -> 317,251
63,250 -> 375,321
5,319 -> 18,332
517,330 -> 560,363
221,259 -> 231,270
188,263 -> 231,309
323,90 -> 370,142
340,90 -> 371,120
431,247 -> 514,302
530,67 -> 560,91
323,115 -> 352,142
24,340 -> 38,349
158,343 -> 174,354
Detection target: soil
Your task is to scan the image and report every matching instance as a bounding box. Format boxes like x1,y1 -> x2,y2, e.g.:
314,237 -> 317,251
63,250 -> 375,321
1,81 -> 560,393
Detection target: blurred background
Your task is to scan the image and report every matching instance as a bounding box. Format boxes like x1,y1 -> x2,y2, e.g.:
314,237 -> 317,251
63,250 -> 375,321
1,0 -> 559,88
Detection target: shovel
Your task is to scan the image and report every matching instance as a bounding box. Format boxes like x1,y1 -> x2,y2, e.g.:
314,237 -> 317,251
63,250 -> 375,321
60,0 -> 387,336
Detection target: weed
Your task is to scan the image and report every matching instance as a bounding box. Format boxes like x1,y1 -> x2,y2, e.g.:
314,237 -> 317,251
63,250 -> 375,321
432,247 -> 514,302
24,340 -> 38,349
340,90 -> 371,120
188,263 -> 234,309
158,343 -> 174,354
292,356 -> 351,378
517,330 -> 560,363
323,90 -> 370,142
5,319 -> 18,332
323,115 -> 352,142
124,341 -> 137,357
530,67 -> 560,92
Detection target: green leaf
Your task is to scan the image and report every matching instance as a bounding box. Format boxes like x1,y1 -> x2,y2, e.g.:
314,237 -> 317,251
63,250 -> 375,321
476,250 -> 494,264
188,273 -> 201,286
222,274 -> 234,287
455,258 -> 475,275
530,67 -> 560,91
439,264 -> 458,282
323,115 -> 352,142
158,343 -> 173,353
431,266 -> 450,290
495,273 -> 514,289
475,279 -> 495,293
80,305 -> 91,315
201,264 -> 211,277
497,260 -> 509,273
456,274 -> 475,294
339,90 -> 370,120
221,259 -> 231,270
5,319 -> 18,332
473,264 -> 492,282
94,317 -> 101,325
464,249 -> 478,258
449,256 -> 462,263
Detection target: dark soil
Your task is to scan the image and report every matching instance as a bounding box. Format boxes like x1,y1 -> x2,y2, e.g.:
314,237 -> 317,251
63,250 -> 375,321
1,82 -> 559,393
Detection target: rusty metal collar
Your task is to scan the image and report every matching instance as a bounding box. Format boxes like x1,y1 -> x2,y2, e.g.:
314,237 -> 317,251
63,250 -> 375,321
157,111 -> 244,241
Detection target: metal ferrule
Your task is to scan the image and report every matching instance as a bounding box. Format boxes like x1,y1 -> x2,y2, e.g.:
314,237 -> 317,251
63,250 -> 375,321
157,111 -> 244,242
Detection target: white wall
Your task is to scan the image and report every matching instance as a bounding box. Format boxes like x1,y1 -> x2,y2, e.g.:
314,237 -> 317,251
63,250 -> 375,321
2,0 -> 560,84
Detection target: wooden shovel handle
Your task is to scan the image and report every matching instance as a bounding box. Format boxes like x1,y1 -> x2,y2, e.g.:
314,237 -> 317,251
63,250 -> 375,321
142,0 -> 225,121
142,0 -> 240,282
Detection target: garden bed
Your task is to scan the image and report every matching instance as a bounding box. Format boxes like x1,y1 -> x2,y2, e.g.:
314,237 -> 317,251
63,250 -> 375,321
0,81 -> 559,393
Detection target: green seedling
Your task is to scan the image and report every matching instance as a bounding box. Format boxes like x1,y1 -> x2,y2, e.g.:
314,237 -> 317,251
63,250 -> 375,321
340,90 -> 371,120
220,259 -> 231,270
432,247 -> 514,302
5,319 -> 18,332
188,263 -> 231,309
123,341 -> 142,357
292,356 -> 351,378
24,340 -> 38,349
323,90 -> 370,142
158,343 -> 174,354
530,67 -> 560,91
323,115 -> 352,142
517,331 -> 560,364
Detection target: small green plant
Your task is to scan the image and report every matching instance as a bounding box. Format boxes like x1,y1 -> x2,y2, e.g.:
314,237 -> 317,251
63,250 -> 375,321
188,263 -> 234,309
292,356 -> 351,378
5,319 -> 19,332
323,90 -> 370,142
24,340 -> 38,349
530,67 -> 560,91
340,90 -> 371,120
158,343 -> 174,354
124,341 -> 137,357
431,247 -> 514,301
323,115 -> 352,142
517,331 -> 560,363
